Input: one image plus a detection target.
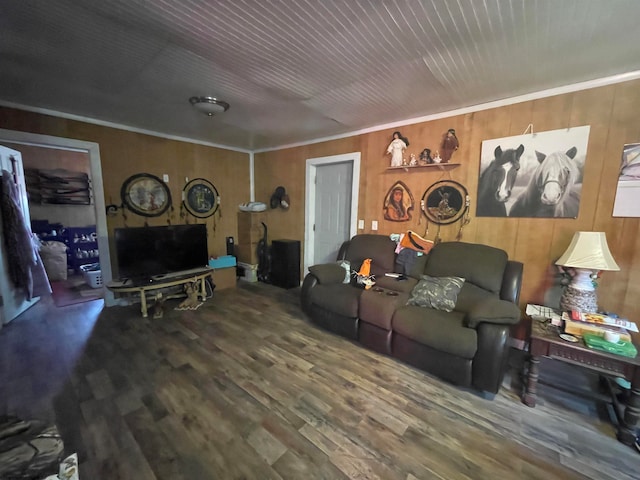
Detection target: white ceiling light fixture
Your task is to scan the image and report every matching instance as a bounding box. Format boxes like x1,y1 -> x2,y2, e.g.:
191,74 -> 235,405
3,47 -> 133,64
189,96 -> 230,116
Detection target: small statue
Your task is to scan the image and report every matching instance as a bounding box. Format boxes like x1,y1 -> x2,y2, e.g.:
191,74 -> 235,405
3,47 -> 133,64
419,148 -> 433,164
152,292 -> 166,319
409,153 -> 418,166
176,282 -> 203,310
441,128 -> 459,163
387,131 -> 409,167
352,258 -> 375,290
432,151 -> 443,164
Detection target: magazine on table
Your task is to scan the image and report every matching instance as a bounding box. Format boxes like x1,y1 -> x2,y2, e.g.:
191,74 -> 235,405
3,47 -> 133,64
566,311 -> 639,333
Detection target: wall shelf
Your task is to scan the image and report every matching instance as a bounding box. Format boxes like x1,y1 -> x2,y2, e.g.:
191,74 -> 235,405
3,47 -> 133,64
386,163 -> 460,173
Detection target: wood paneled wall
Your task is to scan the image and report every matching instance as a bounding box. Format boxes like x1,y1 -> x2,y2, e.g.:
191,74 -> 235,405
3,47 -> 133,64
0,107 -> 251,273
2,77 -> 640,330
255,80 -> 640,331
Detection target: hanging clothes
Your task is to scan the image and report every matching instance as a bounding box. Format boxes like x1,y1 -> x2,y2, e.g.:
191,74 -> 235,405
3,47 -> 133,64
0,169 -> 51,300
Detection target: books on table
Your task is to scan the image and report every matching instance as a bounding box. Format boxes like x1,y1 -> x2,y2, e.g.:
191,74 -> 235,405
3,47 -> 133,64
568,311 -> 638,333
563,315 -> 633,342
560,311 -> 638,358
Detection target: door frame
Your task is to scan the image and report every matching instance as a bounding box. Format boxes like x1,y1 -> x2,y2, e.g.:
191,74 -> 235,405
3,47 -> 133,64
0,128 -> 115,306
304,152 -> 360,274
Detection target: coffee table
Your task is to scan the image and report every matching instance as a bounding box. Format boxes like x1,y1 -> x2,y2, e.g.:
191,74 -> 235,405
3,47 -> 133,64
523,319 -> 640,447
107,268 -> 213,318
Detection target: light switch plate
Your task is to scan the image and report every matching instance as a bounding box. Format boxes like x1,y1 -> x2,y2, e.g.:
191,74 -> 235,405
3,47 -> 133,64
358,219 -> 364,229
372,220 -> 378,230
163,174 -> 169,182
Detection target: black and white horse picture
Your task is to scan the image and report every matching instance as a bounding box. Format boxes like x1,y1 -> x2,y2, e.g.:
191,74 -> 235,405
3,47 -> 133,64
509,147 -> 580,217
476,144 -> 524,217
476,126 -> 589,218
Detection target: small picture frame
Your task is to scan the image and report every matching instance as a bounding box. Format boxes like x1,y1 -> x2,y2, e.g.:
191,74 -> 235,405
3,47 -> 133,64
121,173 -> 172,217
183,178 -> 220,218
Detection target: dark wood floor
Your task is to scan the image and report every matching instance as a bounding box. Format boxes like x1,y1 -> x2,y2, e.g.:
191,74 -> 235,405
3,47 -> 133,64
1,282 -> 638,479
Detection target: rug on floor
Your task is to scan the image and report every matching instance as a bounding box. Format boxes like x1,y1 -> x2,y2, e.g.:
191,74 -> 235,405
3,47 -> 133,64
50,275 -> 103,307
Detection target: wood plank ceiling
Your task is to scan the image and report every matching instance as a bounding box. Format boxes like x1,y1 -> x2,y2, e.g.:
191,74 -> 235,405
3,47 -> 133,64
1,0 -> 640,150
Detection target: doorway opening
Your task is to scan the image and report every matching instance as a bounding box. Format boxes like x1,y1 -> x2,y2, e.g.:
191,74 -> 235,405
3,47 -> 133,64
0,129 -> 114,307
304,152 -> 360,274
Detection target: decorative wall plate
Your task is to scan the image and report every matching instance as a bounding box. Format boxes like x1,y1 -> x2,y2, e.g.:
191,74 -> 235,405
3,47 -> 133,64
182,178 -> 220,218
421,180 -> 469,225
121,173 -> 172,217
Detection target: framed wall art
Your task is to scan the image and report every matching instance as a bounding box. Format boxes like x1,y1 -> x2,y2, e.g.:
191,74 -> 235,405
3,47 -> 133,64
120,173 -> 172,217
421,180 -> 468,225
182,178 -> 220,218
477,125 -> 590,218
383,181 -> 414,222
612,143 -> 640,217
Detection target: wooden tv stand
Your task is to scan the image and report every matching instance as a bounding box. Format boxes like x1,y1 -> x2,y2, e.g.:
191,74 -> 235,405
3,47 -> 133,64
107,268 -> 213,318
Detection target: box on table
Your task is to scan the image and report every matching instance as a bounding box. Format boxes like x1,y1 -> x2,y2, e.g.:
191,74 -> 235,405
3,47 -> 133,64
237,262 -> 258,282
208,255 -> 237,269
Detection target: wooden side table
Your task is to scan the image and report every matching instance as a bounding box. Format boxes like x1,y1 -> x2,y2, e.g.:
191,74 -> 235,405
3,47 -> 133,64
523,319 -> 640,447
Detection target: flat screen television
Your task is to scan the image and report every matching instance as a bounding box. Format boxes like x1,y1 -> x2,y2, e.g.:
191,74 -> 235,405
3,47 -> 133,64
114,224 -> 208,281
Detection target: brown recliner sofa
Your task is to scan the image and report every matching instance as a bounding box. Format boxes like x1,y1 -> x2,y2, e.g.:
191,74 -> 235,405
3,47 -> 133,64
301,234 -> 523,395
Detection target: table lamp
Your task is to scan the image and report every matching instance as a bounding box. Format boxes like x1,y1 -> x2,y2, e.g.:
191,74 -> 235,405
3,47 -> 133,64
556,231 -> 619,312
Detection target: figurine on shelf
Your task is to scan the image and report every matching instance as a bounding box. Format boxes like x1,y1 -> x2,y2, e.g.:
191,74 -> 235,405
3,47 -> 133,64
432,151 -> 443,164
386,131 -> 409,167
409,153 -> 418,166
441,128 -> 459,163
419,148 -> 433,165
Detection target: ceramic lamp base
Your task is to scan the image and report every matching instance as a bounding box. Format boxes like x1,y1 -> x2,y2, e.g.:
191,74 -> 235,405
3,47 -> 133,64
560,285 -> 598,313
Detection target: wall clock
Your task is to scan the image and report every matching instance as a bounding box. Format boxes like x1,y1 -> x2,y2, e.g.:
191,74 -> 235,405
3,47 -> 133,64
182,178 -> 220,218
120,173 -> 172,217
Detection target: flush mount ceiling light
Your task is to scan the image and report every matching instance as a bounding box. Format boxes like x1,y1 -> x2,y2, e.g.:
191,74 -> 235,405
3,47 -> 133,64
189,96 -> 230,116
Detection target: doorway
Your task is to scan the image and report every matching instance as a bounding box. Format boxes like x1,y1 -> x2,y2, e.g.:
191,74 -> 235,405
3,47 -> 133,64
0,129 -> 114,307
304,152 -> 360,273
0,145 -> 39,323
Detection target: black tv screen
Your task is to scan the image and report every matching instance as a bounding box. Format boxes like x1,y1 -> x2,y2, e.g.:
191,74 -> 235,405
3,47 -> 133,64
114,224 -> 208,280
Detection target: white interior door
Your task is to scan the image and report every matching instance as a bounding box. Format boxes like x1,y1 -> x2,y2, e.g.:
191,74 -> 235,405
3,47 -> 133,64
313,162 -> 353,264
0,145 -> 39,324
304,152 -> 360,273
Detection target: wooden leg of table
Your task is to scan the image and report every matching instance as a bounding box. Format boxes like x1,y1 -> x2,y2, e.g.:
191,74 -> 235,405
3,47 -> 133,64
200,277 -> 206,300
617,385 -> 640,446
140,292 -> 148,318
523,355 -> 540,407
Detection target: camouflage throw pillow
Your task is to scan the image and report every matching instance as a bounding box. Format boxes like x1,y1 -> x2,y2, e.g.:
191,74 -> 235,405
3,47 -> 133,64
407,275 -> 465,312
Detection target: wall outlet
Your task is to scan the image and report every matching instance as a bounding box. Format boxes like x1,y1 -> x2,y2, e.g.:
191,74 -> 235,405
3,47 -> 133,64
372,220 -> 378,230
163,174 -> 169,182
358,219 -> 364,229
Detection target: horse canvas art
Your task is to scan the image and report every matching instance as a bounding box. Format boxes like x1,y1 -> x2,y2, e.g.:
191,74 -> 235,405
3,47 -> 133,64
476,126 -> 589,218
509,147 -> 580,218
476,144 -> 524,217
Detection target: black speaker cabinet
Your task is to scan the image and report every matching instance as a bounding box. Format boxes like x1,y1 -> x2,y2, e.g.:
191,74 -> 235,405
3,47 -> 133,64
270,239 -> 300,289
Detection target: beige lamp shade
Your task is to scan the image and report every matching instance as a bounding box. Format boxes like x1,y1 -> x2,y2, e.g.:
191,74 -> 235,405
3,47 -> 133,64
555,232 -> 619,271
